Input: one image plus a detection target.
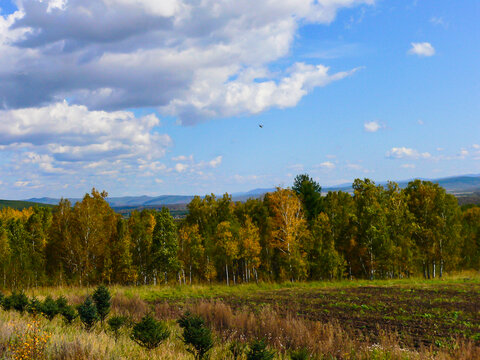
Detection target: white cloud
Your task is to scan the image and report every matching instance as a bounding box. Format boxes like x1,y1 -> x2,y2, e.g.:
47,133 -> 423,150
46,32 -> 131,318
459,148 -> 469,159
401,163 -> 415,169
173,155 -> 222,174
386,147 -> 431,159
0,101 -> 173,183
14,181 -> 31,187
232,174 -> 260,183
317,161 -> 336,169
172,155 -> 193,162
0,0 -> 372,124
408,42 -> 435,57
364,120 -> 382,132
430,16 -> 448,28
346,163 -> 362,170
473,144 -> 480,149
208,156 -> 222,168
287,164 -> 305,172
175,163 -> 188,173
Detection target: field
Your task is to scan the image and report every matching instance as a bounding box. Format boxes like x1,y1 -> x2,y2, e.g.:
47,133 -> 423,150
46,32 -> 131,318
1,275 -> 480,359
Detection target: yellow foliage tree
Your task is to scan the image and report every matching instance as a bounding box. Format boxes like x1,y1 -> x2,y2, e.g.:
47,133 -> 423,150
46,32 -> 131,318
267,187 -> 309,281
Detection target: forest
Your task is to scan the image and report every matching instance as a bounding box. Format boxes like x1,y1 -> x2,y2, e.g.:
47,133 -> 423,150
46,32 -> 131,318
0,175 -> 479,289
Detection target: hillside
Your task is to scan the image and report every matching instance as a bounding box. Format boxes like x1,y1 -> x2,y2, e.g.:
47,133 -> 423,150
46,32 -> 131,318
0,199 -> 55,210
18,174 -> 480,211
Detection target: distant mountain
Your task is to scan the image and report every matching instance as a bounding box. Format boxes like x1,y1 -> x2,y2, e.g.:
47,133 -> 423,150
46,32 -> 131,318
18,174 -> 480,209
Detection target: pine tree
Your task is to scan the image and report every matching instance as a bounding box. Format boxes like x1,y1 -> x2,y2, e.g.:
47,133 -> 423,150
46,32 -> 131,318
108,315 -> 127,342
178,312 -> 214,360
131,314 -> 170,350
247,339 -> 275,360
78,296 -> 99,330
41,295 -> 60,320
92,285 -> 111,323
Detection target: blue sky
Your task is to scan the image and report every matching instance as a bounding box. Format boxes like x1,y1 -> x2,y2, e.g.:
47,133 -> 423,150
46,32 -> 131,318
0,0 -> 479,198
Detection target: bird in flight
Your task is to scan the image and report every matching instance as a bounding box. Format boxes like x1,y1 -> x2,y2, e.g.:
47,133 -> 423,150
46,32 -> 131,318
259,124 -> 263,128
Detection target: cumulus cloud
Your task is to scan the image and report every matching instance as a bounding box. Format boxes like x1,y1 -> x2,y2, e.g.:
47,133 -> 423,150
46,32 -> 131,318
401,163 -> 415,169
386,147 -> 431,159
0,0 -> 371,123
173,155 -> 223,173
0,101 -> 172,183
408,42 -> 435,57
364,120 -> 382,132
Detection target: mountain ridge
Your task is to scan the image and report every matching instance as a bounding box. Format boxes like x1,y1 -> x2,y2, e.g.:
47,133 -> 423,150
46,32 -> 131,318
17,174 -> 480,208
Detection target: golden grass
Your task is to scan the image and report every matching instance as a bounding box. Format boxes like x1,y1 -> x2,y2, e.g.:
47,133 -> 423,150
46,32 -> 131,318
1,274 -> 479,359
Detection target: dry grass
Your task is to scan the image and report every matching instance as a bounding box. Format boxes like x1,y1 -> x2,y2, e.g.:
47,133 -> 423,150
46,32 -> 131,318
187,300 -> 480,360
2,279 -> 480,359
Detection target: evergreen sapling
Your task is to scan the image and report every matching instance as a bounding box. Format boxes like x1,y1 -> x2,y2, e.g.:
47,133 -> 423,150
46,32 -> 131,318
92,285 -> 111,323
131,314 -> 170,350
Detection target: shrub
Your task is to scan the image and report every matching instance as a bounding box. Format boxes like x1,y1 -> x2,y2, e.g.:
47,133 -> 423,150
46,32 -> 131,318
55,296 -> 68,311
77,296 -> 99,331
247,339 -> 275,360
108,315 -> 127,342
0,291 -> 4,306
290,347 -> 311,360
131,314 -> 170,350
41,295 -> 60,321
9,292 -> 29,313
27,296 -> 42,316
178,312 -> 214,360
60,304 -> 78,324
92,285 -> 111,323
1,293 -> 13,310
8,320 -> 51,359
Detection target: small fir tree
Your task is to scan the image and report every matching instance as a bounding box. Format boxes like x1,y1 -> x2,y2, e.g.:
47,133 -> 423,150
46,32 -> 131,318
131,314 -> 170,350
247,339 -> 275,360
92,285 -> 111,323
178,312 -> 214,360
10,292 -> 29,313
27,297 -> 42,316
41,296 -> 60,320
60,304 -> 77,324
78,296 -> 99,331
108,315 -> 128,342
55,296 -> 68,311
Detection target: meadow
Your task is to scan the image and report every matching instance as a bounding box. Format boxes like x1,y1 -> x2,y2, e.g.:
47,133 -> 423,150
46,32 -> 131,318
1,274 -> 480,359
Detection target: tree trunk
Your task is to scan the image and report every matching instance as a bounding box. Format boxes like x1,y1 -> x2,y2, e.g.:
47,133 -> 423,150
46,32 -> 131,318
440,260 -> 443,278
189,265 -> 192,285
433,260 -> 436,279
226,263 -> 229,286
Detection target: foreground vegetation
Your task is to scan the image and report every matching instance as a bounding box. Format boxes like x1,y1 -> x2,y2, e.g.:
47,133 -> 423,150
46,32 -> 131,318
1,277 -> 479,359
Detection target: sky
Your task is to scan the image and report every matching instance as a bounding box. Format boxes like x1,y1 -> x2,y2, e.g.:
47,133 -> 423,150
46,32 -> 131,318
0,0 -> 479,198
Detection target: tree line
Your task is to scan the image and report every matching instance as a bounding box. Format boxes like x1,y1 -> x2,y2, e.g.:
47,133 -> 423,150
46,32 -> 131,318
1,175 -> 479,289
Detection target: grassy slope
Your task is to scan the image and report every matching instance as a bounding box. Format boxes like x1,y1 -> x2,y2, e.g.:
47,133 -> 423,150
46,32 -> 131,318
0,199 -> 55,210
